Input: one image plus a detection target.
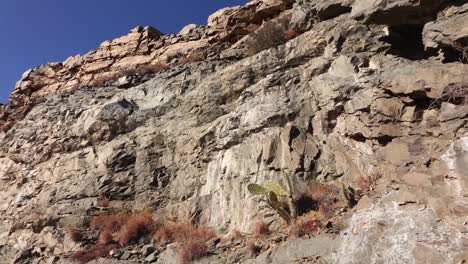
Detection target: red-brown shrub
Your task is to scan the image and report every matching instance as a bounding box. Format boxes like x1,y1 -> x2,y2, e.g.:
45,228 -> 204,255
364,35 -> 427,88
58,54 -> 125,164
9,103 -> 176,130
90,73 -> 123,87
288,213 -> 321,238
187,51 -> 206,62
246,240 -> 261,258
68,228 -> 83,242
98,230 -> 114,245
179,238 -> 209,263
153,221 -> 216,262
253,221 -> 269,237
116,210 -> 155,245
90,211 -> 130,233
71,244 -> 118,264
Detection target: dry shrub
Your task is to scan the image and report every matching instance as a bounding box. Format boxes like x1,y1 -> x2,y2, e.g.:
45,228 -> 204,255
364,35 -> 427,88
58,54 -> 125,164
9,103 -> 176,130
116,210 -> 155,244
90,210 -> 156,246
245,18 -> 296,56
96,197 -> 110,208
450,41 -> 468,62
253,221 -> 269,237
187,51 -> 206,62
433,82 -> 468,107
98,230 -> 114,245
153,221 -> 216,246
90,73 -> 123,87
68,228 -> 83,242
295,182 -> 340,217
72,244 -> 118,264
90,211 -> 130,234
179,238 -> 209,263
246,240 -> 261,258
153,221 -> 216,263
288,213 -> 321,238
356,174 -> 379,192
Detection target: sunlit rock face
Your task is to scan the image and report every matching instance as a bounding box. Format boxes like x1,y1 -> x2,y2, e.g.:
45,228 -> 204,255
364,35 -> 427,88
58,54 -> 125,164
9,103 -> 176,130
1,0 -> 467,263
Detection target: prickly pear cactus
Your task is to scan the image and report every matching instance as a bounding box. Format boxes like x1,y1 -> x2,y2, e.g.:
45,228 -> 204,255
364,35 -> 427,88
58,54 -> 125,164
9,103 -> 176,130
248,183 -> 270,195
266,181 -> 288,196
247,178 -> 295,223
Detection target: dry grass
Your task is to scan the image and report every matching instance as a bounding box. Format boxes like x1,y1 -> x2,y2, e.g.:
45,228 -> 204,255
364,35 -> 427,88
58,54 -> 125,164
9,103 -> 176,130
295,182 -> 340,217
288,213 -> 321,238
450,41 -> 468,62
187,51 -> 206,62
153,221 -> 216,263
432,83 -> 468,108
67,228 -> 83,242
116,210 -> 155,244
246,240 -> 261,258
153,221 -> 216,246
71,244 -> 118,264
356,174 -> 380,192
253,221 -> 269,237
98,230 -> 114,245
90,210 -> 156,245
245,18 -> 296,56
179,238 -> 209,263
90,211 -> 130,234
72,210 -> 157,263
90,73 -> 124,87
121,62 -> 169,76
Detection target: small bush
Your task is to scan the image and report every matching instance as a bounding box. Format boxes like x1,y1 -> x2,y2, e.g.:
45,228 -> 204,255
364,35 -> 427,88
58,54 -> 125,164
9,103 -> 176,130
90,211 -> 130,234
67,228 -> 83,242
121,62 -> 169,76
295,182 -> 340,217
246,240 -> 261,258
153,221 -> 216,263
253,221 -> 269,237
90,73 -> 123,87
187,51 -> 206,62
246,18 -> 296,55
179,238 -> 209,263
98,230 -> 114,245
116,210 -> 155,245
71,244 -> 118,264
288,213 -> 321,238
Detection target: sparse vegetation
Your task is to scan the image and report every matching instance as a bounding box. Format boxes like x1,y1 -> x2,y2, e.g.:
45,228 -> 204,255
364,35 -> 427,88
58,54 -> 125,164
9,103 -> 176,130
71,210 -> 156,263
245,17 -> 297,56
253,220 -> 269,237
246,240 -> 262,258
89,62 -> 169,87
288,213 -> 321,238
67,228 -> 83,242
247,171 -> 296,223
72,244 -> 118,264
153,220 -> 216,263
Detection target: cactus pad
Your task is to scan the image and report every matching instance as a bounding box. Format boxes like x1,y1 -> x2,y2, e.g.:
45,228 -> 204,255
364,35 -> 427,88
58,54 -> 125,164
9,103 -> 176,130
247,183 -> 269,195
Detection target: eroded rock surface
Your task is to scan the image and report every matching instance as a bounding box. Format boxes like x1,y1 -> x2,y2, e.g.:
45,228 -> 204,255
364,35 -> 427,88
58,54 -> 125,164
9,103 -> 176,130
0,0 -> 467,263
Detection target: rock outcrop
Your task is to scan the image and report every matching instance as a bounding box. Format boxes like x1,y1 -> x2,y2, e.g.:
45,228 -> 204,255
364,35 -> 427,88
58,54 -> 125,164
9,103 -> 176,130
0,0 -> 467,263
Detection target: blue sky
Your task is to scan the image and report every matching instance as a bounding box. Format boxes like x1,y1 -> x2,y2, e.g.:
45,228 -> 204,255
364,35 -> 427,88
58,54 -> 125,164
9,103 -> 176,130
0,0 -> 249,103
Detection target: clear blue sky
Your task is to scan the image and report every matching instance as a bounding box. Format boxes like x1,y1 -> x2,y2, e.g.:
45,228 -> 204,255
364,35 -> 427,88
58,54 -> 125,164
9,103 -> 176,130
0,0 -> 249,103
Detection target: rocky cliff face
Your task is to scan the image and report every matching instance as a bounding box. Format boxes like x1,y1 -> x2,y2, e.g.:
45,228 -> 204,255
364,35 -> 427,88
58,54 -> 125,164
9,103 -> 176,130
1,0 -> 467,263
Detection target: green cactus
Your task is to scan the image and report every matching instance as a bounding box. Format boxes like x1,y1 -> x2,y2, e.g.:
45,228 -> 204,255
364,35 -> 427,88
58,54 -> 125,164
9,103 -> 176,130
247,172 -> 297,223
247,183 -> 270,195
